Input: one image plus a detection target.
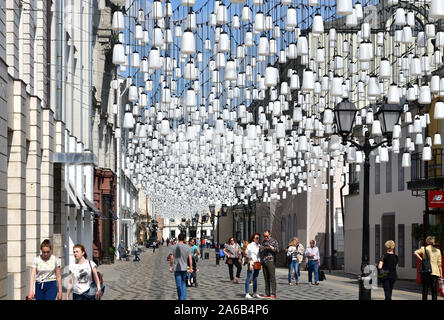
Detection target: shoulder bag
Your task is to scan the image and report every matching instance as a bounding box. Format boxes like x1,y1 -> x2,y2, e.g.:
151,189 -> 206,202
87,260 -> 105,299
377,254 -> 390,280
254,261 -> 261,270
419,246 -> 432,274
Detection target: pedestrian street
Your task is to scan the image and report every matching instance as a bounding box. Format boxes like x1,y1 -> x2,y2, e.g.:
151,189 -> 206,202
98,246 -> 435,301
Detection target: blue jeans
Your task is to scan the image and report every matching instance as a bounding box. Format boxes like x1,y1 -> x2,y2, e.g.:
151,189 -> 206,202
174,271 -> 188,300
73,291 -> 94,300
134,250 -> 140,261
308,260 -> 319,284
245,268 -> 260,294
35,281 -> 58,300
288,260 -> 299,283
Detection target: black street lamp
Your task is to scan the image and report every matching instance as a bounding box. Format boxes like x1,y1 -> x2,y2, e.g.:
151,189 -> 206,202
334,99 -> 402,300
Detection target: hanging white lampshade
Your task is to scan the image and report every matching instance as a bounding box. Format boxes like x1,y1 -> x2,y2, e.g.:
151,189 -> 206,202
181,0 -> 196,7
134,23 -> 143,41
422,144 -> 432,161
217,3 -> 228,25
112,11 -> 125,32
434,132 -> 442,145
112,42 -> 125,65
401,152 -> 411,167
387,83 -> 400,104
430,0 -> 444,19
393,124 -> 401,139
331,75 -> 343,97
258,35 -> 269,56
418,85 -> 431,105
380,59 -> 391,79
242,5 -> 251,22
225,59 -> 237,81
379,146 -> 389,163
232,15 -> 240,28
286,7 -> 297,29
181,29 -> 195,55
312,14 -> 324,35
264,64 -> 278,87
372,120 -> 382,136
152,0 -> 163,20
297,36 -> 309,56
254,11 -> 265,32
114,127 -> 121,139
301,69 -> 314,92
359,41 -> 373,62
130,51 -> 140,68
149,48 -> 162,70
219,31 -> 230,52
185,88 -> 196,107
434,101 -> 444,119
394,8 -> 406,26
123,111 -> 134,128
128,84 -> 138,102
336,0 -> 353,16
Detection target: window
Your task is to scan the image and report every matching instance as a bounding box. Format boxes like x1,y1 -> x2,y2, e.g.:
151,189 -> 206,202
386,153 -> 392,193
398,150 -> 405,191
375,224 -> 380,263
349,164 -> 360,194
381,213 -> 395,251
375,162 -> 380,194
287,215 -> 292,243
398,224 -> 405,267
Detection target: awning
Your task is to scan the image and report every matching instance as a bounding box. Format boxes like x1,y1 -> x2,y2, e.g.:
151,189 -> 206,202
83,197 -> 100,216
53,152 -> 98,166
69,181 -> 87,210
65,180 -> 80,209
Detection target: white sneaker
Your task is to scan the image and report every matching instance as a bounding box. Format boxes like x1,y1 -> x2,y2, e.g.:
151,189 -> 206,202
253,293 -> 261,298
245,293 -> 253,299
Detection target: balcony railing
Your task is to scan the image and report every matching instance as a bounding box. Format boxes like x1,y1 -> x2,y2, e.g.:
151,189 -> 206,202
407,148 -> 444,191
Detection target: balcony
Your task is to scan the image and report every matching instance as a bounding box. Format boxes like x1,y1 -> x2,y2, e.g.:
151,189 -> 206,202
407,148 -> 444,191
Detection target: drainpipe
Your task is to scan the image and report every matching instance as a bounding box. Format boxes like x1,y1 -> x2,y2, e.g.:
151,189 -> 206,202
46,0 -> 51,107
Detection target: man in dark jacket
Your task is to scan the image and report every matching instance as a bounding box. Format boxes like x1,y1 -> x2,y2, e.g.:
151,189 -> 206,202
259,230 -> 279,298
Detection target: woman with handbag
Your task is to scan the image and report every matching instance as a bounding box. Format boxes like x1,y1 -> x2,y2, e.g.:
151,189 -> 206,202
414,236 -> 443,300
223,237 -> 242,284
28,239 -> 63,300
377,240 -> 398,300
66,244 -> 103,300
245,233 -> 262,299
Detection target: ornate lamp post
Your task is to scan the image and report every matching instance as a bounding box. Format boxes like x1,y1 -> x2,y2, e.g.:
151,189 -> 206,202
334,99 -> 402,300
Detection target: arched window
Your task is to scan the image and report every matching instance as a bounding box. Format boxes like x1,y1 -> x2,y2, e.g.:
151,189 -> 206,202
281,216 -> 286,247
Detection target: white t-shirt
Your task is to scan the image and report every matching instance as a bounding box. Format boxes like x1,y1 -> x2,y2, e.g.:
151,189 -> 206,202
246,242 -> 260,263
32,255 -> 61,282
69,260 -> 97,295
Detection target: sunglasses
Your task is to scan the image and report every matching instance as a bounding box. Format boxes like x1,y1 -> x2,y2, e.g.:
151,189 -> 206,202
254,237 -> 260,239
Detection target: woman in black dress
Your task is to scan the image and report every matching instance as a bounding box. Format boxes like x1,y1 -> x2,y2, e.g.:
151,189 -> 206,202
378,240 -> 398,300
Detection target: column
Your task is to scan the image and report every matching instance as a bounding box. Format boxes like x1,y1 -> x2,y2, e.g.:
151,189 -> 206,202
7,80 -> 27,300
25,97 -> 41,267
41,108 -> 54,244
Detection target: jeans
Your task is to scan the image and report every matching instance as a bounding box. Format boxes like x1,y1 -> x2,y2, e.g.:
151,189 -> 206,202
308,260 -> 319,284
73,291 -> 94,300
174,271 -> 188,300
422,273 -> 439,300
35,281 -> 58,300
134,250 -> 140,261
262,260 -> 276,296
382,278 -> 396,300
245,267 -> 260,294
228,258 -> 242,280
288,260 -> 299,283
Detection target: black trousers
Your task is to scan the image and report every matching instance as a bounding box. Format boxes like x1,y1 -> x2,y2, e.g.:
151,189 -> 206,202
422,273 -> 438,300
262,261 -> 276,296
382,278 -> 396,300
227,258 -> 242,280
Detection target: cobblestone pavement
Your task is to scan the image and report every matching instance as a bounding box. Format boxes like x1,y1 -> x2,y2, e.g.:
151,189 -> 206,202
97,246 -> 436,300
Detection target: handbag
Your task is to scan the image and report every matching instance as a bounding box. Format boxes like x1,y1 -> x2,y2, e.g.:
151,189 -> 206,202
87,260 -> 105,299
377,254 -> 390,280
254,261 -> 261,270
419,246 -> 432,274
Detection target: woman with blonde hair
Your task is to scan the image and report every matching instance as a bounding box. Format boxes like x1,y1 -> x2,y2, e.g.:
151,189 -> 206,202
377,240 -> 398,300
286,237 -> 304,285
414,236 -> 442,300
28,239 -> 62,300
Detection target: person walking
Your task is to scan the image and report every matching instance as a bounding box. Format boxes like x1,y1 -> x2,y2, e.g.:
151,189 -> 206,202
187,238 -> 199,287
153,239 -> 157,253
259,230 -> 279,298
305,240 -> 321,285
245,233 -> 262,299
118,240 -> 125,261
162,237 -> 165,246
169,233 -> 193,300
414,236 -> 443,300
133,241 -> 140,262
65,244 -> 103,300
223,237 -> 242,284
377,240 -> 398,300
286,237 -> 304,285
28,239 -> 62,300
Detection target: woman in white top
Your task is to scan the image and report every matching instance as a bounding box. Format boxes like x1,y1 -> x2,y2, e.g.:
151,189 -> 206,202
66,244 -> 102,300
28,239 -> 62,300
245,233 -> 262,299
